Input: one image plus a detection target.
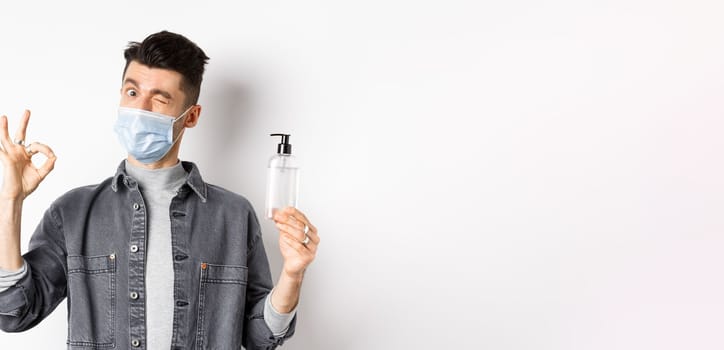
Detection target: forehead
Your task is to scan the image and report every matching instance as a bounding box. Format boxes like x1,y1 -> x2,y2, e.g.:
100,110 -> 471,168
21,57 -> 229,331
122,61 -> 185,97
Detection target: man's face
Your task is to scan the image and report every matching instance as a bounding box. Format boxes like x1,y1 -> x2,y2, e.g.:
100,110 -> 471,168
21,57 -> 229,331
120,61 -> 188,117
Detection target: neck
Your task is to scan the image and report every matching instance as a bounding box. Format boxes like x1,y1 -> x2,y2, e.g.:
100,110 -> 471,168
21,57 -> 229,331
124,159 -> 187,193
127,156 -> 180,170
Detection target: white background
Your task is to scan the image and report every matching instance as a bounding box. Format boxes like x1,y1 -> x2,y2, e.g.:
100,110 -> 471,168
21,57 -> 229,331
1,1 -> 723,349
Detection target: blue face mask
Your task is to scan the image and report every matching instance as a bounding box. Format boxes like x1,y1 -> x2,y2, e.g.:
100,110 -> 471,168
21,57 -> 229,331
113,106 -> 192,164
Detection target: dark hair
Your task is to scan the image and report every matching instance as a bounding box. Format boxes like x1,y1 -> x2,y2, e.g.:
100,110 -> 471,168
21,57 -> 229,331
123,30 -> 209,106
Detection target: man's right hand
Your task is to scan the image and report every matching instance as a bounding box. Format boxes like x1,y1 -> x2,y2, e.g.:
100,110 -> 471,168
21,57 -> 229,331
0,110 -> 56,201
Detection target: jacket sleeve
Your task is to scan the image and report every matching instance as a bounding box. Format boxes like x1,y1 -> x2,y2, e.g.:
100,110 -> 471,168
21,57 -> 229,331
0,205 -> 67,332
242,211 -> 297,350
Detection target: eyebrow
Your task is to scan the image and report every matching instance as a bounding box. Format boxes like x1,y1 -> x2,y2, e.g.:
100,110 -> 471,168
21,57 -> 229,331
123,78 -> 173,100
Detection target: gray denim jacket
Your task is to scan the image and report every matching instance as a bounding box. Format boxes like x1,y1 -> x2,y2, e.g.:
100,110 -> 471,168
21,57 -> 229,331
0,160 -> 295,349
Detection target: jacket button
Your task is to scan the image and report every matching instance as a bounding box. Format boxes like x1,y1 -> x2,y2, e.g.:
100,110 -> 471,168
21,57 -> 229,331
130,292 -> 138,300
130,245 -> 139,253
201,262 -> 208,270
133,203 -> 140,210
131,339 -> 140,347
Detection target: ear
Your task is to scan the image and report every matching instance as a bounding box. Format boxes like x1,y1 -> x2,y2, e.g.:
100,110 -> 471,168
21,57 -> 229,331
184,105 -> 201,128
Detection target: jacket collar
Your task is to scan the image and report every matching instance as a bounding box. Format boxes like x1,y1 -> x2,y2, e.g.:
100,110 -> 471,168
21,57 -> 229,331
111,159 -> 208,202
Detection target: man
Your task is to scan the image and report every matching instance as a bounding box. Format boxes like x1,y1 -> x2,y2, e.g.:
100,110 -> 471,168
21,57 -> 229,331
0,30 -> 319,349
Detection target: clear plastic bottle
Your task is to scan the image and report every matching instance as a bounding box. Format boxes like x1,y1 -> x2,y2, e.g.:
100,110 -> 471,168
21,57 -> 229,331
265,134 -> 300,219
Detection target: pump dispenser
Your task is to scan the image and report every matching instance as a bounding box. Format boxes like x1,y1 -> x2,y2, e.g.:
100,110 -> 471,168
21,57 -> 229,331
265,133 -> 300,219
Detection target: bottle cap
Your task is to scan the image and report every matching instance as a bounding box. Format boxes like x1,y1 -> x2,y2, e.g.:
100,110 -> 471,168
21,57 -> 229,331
270,133 -> 292,154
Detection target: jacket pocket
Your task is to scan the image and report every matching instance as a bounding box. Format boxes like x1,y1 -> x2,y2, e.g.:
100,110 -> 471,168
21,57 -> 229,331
66,254 -> 116,348
196,263 -> 248,349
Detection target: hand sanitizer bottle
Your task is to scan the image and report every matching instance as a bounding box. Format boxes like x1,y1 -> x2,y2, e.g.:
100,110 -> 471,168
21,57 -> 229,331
265,133 -> 299,219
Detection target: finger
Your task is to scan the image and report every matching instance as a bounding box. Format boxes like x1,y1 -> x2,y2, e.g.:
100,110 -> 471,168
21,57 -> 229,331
26,142 -> 57,179
275,221 -> 305,242
289,207 -> 318,234
14,110 -> 30,144
284,206 -> 310,224
280,233 -> 311,254
305,228 -> 320,245
301,233 -> 318,253
307,221 -> 318,235
274,213 -> 305,232
282,208 -> 319,245
279,207 -> 317,234
272,210 -> 304,232
277,224 -> 318,254
26,142 -> 55,158
0,115 -> 11,151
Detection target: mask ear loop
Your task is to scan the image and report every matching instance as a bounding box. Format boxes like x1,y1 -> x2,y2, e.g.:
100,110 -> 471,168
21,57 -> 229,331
173,105 -> 195,122
167,105 -> 194,152
154,124 -> 187,163
170,127 -> 186,147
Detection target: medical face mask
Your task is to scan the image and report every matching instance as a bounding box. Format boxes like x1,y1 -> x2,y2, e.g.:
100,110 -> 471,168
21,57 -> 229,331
113,106 -> 192,164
